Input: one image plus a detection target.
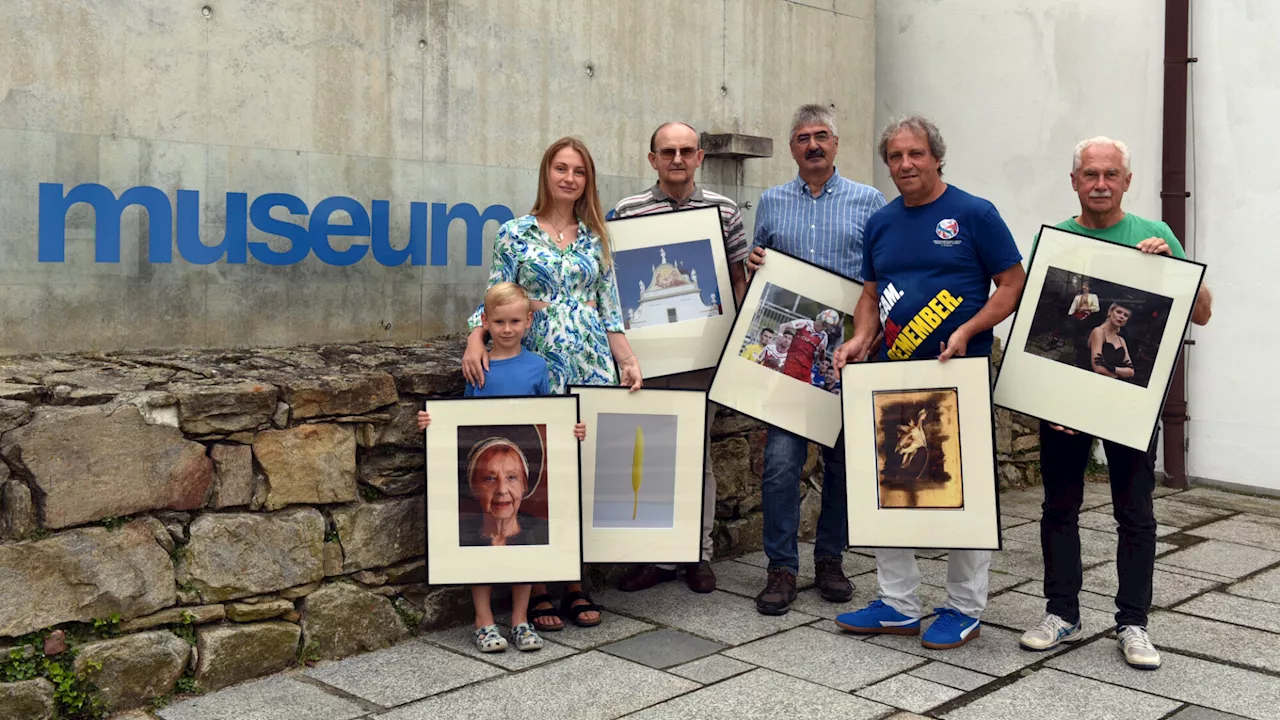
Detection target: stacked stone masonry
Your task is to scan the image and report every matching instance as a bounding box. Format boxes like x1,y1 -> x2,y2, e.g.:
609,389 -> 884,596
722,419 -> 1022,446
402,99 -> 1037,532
0,337 -> 1038,715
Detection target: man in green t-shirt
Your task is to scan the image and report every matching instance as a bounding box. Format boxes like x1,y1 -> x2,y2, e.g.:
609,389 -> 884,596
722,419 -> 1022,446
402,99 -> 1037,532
1019,137 -> 1212,671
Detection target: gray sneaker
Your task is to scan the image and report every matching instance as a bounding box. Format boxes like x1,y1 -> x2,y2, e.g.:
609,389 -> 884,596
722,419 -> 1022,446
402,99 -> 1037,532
1019,613 -> 1083,651
1117,625 -> 1161,670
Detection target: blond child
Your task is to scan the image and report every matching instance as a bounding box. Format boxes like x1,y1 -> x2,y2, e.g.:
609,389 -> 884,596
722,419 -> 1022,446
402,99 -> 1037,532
417,282 -> 585,653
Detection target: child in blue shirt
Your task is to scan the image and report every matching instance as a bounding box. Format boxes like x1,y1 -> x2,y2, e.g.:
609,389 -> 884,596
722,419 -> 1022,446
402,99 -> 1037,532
417,282 -> 585,655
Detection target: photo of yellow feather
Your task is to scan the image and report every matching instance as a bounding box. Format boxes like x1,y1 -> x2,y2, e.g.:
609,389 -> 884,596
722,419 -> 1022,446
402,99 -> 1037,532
631,425 -> 644,520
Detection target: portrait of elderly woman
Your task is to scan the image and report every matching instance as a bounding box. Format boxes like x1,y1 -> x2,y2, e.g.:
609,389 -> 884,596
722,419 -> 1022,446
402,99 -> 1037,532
457,424 -> 551,547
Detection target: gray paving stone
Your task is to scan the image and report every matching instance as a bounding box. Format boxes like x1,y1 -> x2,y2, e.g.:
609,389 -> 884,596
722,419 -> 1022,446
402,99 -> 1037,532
1148,610 -> 1280,674
989,540 -> 1053,580
907,661 -> 995,691
1153,561 -> 1236,583
1168,707 -> 1252,720
1226,566 -> 1280,603
156,676 -> 366,720
867,624 -> 1067,676
547,613 -> 655,650
1158,540 -> 1280,579
855,673 -> 964,713
594,584 -> 817,646
1003,522 -> 1175,559
598,628 -> 724,669
667,654 -> 755,684
733,544 -> 876,577
710,560 -> 814,599
1152,497 -> 1235,527
1077,509 -> 1178,537
1082,563 -> 1218,607
722,626 -> 923,691
621,668 -> 890,720
382,651 -> 697,720
1047,641 -> 1280,720
1012,581 -> 1119,613
1187,516 -> 1280,552
302,640 -> 503,707
980,589 -> 1115,640
1001,513 -> 1033,530
996,488 -> 1047,519
942,668 -> 1179,720
1174,591 -> 1280,633
423,623 -> 576,670
1175,487 -> 1280,518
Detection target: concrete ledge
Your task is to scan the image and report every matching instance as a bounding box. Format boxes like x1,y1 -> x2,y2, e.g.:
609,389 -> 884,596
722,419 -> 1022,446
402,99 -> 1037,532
700,133 -> 774,160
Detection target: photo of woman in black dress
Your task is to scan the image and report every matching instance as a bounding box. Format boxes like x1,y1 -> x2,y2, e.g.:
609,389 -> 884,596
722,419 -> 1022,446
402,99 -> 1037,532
1084,303 -> 1136,382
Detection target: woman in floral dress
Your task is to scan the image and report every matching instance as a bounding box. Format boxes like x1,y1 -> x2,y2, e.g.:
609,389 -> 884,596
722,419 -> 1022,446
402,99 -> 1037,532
462,136 -> 642,631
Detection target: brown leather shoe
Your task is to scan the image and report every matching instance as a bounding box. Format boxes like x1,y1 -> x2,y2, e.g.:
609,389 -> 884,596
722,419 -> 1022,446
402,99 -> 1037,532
814,556 -> 854,602
618,564 -> 678,592
755,568 -> 797,615
685,561 -> 717,594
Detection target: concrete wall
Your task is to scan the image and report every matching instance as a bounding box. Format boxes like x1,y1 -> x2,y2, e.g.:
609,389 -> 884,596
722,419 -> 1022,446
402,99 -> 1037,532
876,0 -> 1278,491
0,0 -> 876,353
1183,0 -> 1280,492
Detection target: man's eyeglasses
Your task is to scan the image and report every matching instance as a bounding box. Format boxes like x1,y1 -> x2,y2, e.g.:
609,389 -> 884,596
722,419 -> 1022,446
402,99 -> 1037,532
657,147 -> 700,160
792,132 -> 833,145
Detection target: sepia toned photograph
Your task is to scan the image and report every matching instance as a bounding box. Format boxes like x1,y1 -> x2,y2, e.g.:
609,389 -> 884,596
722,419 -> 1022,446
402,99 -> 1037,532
873,389 -> 964,510
1023,267 -> 1175,389
591,412 -> 679,529
615,240 -> 724,330
737,282 -> 847,395
456,424 -> 550,547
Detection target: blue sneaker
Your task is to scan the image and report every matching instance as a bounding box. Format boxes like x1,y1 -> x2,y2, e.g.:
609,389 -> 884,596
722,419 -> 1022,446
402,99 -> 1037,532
921,607 -> 981,649
834,600 -> 922,635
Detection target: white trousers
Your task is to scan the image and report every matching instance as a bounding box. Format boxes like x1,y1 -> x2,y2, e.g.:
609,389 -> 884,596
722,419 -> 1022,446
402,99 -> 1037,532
875,549 -> 992,619
658,403 -> 716,567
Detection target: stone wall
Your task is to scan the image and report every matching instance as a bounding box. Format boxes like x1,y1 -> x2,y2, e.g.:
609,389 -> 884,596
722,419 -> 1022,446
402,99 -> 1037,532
0,337 -> 1041,716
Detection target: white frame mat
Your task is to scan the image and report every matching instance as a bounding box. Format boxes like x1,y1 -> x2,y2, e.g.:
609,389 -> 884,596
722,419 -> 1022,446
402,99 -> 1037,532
424,396 -> 582,586
843,356 -> 1000,551
571,386 -> 707,564
994,225 -> 1206,450
708,249 -> 862,447
607,206 -> 738,379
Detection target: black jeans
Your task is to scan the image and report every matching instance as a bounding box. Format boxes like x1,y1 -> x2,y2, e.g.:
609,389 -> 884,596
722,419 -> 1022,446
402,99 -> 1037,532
1038,420 -> 1158,628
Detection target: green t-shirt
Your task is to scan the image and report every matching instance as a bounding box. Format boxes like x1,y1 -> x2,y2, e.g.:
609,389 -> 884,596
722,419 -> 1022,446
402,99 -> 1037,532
1031,213 -> 1187,259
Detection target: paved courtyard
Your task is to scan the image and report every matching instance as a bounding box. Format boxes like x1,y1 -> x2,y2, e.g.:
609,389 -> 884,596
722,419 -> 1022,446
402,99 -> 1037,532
153,484 -> 1280,720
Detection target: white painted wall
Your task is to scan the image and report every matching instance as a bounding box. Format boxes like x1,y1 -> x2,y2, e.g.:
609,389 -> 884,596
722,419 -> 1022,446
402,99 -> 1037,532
876,0 -> 1278,490
1184,0 -> 1280,491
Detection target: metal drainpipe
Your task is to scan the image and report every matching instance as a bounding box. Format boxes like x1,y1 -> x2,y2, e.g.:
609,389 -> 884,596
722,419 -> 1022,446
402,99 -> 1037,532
1159,0 -> 1194,488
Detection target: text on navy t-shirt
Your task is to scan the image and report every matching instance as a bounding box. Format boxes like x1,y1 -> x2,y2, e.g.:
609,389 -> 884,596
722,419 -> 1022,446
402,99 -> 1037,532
861,185 -> 1022,360
464,349 -> 551,397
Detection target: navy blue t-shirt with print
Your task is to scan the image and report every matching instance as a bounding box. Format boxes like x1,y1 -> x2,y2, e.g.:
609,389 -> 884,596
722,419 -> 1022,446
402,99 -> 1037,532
861,185 -> 1022,360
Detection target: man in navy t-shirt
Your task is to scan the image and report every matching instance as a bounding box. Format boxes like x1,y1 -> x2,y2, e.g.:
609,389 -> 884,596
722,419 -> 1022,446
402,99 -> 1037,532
831,115 -> 1025,650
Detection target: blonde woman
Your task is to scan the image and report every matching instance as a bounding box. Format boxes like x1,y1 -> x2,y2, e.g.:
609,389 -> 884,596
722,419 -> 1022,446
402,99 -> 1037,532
462,137 -> 642,632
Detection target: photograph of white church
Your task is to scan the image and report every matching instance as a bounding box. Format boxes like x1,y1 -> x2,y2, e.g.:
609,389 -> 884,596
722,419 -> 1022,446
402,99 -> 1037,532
615,240 -> 724,330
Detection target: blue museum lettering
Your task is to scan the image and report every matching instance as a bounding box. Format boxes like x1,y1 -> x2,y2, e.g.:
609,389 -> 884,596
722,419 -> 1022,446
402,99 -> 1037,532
37,182 -> 516,267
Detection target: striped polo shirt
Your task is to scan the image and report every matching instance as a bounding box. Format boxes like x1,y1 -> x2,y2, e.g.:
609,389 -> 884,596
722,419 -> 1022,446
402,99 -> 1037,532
751,167 -> 887,282
611,184 -> 750,264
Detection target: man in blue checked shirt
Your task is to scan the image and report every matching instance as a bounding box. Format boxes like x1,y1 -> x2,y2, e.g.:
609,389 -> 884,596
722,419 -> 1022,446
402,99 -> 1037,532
745,103 -> 887,616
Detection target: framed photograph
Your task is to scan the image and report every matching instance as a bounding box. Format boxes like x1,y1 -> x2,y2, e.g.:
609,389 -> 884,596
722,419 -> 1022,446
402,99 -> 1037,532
708,249 -> 861,447
843,355 -> 1000,550
994,225 -> 1207,450
607,206 -> 738,379
424,395 -> 582,586
570,386 -> 707,564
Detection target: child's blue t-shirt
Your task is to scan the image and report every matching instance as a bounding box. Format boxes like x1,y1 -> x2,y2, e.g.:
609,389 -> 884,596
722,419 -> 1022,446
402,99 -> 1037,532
861,185 -> 1022,360
463,349 -> 551,397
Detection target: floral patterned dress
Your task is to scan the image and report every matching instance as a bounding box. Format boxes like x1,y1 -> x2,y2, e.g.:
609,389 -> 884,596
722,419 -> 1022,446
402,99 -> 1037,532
468,215 -> 625,394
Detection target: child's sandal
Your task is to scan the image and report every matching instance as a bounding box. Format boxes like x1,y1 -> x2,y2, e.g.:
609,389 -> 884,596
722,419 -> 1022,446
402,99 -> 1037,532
510,622 -> 544,652
473,624 -> 508,653
528,592 -> 563,632
560,590 -> 603,628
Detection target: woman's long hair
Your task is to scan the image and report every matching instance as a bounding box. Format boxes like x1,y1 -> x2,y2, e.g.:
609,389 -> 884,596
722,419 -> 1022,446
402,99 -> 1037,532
530,136 -> 612,267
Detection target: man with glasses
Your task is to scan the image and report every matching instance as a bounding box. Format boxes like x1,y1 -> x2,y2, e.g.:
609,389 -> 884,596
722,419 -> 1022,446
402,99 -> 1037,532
610,121 -> 748,594
745,104 -> 887,615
